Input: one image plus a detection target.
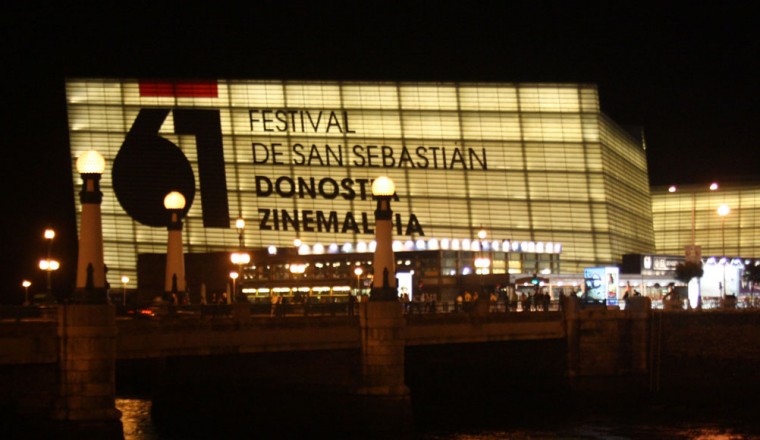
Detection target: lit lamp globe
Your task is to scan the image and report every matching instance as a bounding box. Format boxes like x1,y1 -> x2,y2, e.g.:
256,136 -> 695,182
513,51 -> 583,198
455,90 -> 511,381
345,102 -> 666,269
371,176 -> 396,197
76,150 -> 106,175
164,191 -> 186,211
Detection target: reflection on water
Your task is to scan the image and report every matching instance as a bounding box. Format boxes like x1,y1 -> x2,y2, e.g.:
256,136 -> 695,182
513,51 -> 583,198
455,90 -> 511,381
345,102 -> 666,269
118,397 -> 760,440
117,398 -> 158,440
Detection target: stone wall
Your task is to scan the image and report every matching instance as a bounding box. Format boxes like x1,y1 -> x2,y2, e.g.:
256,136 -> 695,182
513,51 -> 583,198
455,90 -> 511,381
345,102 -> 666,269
654,310 -> 760,402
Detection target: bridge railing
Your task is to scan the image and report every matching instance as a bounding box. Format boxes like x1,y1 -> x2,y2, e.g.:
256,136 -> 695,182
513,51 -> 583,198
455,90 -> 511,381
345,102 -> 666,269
111,299 -> 570,321
0,305 -> 58,321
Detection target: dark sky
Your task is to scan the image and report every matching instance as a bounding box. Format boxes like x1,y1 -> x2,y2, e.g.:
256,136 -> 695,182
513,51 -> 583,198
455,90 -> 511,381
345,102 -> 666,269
2,2 -> 757,299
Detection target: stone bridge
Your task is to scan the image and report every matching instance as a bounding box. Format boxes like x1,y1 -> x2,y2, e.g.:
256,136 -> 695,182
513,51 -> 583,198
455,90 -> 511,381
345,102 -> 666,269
11,296 -> 749,436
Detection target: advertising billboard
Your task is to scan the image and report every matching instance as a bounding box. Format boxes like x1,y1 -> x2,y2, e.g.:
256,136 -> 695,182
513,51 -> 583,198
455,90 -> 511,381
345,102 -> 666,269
583,266 -> 619,305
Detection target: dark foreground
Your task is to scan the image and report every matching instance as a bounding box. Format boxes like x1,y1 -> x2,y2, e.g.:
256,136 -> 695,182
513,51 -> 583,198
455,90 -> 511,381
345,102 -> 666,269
3,378 -> 759,440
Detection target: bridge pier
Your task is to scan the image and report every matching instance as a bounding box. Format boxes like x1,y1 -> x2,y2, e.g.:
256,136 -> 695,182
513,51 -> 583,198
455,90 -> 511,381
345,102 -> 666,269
355,300 -> 413,436
358,301 -> 409,397
53,305 -> 122,435
626,296 -> 652,374
564,296 -> 653,399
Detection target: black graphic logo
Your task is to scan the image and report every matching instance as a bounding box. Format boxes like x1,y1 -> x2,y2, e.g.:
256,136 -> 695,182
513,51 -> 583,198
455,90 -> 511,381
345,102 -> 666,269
112,108 -> 229,228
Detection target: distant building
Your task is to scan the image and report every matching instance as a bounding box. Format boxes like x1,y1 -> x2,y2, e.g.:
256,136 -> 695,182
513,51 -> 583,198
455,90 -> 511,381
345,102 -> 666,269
651,182 -> 760,258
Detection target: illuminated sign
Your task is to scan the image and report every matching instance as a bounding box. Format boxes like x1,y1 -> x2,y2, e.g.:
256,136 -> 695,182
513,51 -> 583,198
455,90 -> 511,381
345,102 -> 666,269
640,254 -> 683,274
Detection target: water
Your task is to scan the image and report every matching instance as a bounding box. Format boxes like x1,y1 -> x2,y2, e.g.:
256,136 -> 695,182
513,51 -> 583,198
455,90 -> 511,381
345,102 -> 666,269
119,398 -> 160,440
116,397 -> 760,439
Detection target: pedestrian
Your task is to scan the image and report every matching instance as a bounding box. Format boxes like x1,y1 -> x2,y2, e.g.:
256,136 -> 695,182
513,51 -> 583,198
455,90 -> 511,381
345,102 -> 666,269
520,292 -> 529,312
348,292 -> 356,316
270,293 -> 279,316
509,290 -> 518,311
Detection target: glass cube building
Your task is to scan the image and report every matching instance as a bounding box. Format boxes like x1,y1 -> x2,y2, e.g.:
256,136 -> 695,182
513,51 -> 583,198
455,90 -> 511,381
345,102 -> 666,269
65,79 -> 655,287
652,183 -> 760,258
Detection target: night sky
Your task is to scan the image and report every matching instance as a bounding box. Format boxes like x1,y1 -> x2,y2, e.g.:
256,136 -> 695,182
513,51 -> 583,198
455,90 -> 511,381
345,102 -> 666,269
2,3 -> 757,300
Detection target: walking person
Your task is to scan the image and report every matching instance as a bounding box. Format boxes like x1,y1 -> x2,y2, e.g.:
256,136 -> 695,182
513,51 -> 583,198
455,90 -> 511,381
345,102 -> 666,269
348,292 -> 356,316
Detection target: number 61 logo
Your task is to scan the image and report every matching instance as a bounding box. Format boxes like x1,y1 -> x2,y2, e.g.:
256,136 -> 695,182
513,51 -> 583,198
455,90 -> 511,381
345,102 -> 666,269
112,108 -> 230,228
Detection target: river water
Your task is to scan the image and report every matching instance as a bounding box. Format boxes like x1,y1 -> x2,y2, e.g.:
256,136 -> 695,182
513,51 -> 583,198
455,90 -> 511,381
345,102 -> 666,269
117,397 -> 760,439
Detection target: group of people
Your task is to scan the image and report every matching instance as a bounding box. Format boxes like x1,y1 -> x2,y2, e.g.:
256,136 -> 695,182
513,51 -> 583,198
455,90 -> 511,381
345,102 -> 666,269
453,290 -> 484,312
518,290 -> 552,312
204,292 -> 229,305
401,291 -> 437,314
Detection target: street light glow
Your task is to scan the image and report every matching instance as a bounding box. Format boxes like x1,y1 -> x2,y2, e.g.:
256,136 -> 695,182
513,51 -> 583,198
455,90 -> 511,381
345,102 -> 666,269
371,176 -> 395,196
44,228 -> 55,240
76,150 -> 106,174
717,204 -> 730,217
474,257 -> 491,274
289,263 -> 306,274
231,252 -> 251,265
39,259 -> 60,271
163,191 -> 186,210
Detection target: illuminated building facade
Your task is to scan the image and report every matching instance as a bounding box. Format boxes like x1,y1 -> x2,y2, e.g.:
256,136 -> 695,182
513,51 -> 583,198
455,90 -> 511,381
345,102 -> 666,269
652,183 -> 760,258
65,79 -> 655,292
651,183 -> 760,299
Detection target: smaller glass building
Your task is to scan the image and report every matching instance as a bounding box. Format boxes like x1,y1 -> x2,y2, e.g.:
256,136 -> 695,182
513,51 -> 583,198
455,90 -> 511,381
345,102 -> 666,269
651,182 -> 760,258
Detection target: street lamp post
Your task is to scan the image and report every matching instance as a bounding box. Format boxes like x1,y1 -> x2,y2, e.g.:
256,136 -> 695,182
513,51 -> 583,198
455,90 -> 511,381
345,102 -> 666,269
229,271 -> 239,304
43,228 -> 55,298
39,259 -> 60,299
121,276 -> 129,307
22,280 -> 31,306
354,267 -> 363,296
718,204 -> 730,297
475,228 -> 492,313
359,175 -> 410,398
670,183 -> 720,308
370,176 -> 397,301
230,252 -> 251,302
235,217 -> 245,249
164,191 -> 187,302
75,150 -> 108,303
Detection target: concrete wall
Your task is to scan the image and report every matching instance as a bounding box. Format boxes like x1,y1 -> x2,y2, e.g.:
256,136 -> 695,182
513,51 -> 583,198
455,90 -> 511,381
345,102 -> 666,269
653,310 -> 760,401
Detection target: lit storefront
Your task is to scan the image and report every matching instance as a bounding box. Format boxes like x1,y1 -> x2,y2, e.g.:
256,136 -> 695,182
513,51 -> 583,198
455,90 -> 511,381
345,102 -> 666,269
66,79 -> 654,295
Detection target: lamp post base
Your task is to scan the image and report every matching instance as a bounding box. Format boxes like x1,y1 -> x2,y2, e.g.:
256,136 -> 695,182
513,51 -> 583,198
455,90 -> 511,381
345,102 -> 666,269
370,286 -> 398,302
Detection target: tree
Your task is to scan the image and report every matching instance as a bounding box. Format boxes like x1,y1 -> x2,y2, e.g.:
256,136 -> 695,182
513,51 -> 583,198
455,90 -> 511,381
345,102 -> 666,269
675,261 -> 704,310
743,263 -> 760,307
